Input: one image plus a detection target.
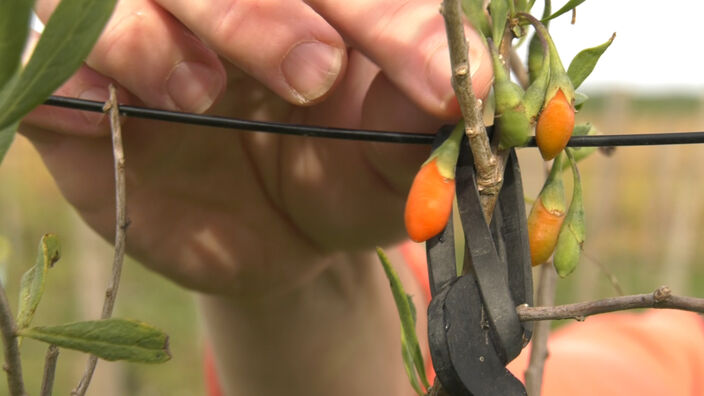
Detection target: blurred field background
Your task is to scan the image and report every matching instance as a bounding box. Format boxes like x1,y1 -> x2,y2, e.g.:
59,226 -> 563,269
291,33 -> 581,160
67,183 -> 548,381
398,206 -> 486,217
0,92 -> 704,395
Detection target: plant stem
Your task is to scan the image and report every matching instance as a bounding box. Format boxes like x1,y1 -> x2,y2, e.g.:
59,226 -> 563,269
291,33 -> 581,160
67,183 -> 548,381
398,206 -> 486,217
40,345 -> 59,396
431,2 -> 502,394
524,262 -> 557,396
440,0 -> 501,221
72,84 -> 128,396
0,281 -> 25,396
517,285 -> 704,321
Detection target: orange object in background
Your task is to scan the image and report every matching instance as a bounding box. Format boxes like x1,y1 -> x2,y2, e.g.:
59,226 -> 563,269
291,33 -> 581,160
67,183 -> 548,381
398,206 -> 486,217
508,309 -> 704,396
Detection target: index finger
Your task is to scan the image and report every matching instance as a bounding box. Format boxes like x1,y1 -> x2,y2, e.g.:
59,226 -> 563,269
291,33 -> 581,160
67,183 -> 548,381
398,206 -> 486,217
304,0 -> 492,119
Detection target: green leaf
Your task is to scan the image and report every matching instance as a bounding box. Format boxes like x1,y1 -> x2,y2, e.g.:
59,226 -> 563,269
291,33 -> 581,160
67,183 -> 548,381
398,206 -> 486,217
401,334 -> 424,396
18,318 -> 171,363
0,0 -> 117,130
376,247 -> 429,390
574,91 -> 589,110
16,234 -> 60,331
542,0 -> 586,23
406,294 -> 417,325
0,0 -> 34,90
553,150 -> 585,278
490,0 -> 510,47
461,0 -> 491,37
0,121 -> 17,167
567,33 -> 615,89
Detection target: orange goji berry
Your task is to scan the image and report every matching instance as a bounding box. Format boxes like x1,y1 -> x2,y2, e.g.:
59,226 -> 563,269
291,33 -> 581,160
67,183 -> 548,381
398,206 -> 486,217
527,198 -> 565,266
404,158 -> 456,243
527,154 -> 566,266
535,89 -> 575,160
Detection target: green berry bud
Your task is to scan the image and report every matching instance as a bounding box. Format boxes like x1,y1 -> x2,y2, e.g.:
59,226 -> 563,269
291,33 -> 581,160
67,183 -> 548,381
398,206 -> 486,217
553,151 -> 585,278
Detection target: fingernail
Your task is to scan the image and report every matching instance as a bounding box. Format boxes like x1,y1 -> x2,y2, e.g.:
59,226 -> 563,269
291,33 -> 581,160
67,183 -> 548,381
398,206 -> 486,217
167,62 -> 224,113
282,41 -> 343,104
78,87 -> 108,125
428,44 -> 483,111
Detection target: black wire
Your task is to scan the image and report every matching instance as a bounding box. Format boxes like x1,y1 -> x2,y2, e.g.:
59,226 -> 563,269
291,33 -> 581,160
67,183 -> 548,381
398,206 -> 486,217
44,95 -> 704,147
43,96 -> 434,144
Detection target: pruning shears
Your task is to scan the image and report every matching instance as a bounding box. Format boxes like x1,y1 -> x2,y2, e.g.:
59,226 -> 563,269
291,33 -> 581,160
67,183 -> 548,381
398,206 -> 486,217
426,126 -> 534,395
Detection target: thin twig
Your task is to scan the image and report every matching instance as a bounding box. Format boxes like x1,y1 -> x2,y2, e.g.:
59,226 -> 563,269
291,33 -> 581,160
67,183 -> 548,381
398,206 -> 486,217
72,84 -> 128,396
40,345 -> 59,396
516,286 -> 704,321
0,281 -> 25,396
524,263 -> 557,396
583,251 -> 624,296
440,0 -> 500,220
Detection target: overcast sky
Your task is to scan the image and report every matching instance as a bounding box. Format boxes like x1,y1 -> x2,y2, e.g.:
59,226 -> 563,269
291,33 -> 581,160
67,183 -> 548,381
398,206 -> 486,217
543,1 -> 704,94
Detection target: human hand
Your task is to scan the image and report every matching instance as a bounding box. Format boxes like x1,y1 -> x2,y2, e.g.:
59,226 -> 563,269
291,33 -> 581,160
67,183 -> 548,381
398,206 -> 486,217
21,0 -> 492,296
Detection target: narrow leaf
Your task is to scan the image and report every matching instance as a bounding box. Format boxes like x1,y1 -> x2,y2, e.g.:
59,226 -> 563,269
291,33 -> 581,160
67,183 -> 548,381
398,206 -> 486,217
461,0 -> 491,37
490,0 -> 510,47
406,294 -> 417,326
0,0 -> 117,129
542,0 -> 586,23
402,334 -> 424,396
0,0 -> 33,89
18,318 -> 171,364
16,234 -> 60,331
567,33 -> 616,89
0,122 -> 17,166
574,91 -> 589,110
376,248 -> 429,390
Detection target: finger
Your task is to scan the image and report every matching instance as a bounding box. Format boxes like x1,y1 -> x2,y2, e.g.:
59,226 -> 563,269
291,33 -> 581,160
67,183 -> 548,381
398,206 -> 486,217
22,65 -> 133,136
304,0 -> 492,119
257,52 -> 440,249
154,0 -> 346,105
20,30 -> 130,136
360,72 -> 440,196
35,0 -> 226,113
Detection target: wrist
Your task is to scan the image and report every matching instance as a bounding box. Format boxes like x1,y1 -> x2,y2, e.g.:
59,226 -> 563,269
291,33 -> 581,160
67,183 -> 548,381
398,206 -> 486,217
198,246 -> 428,396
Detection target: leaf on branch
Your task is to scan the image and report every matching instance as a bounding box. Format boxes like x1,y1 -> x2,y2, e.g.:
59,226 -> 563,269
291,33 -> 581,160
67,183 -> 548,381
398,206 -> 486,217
376,247 -> 429,391
490,0 -> 510,47
0,0 -> 33,90
16,234 -> 60,331
574,91 -> 589,110
0,121 -> 17,166
402,333 -> 424,396
567,33 -> 616,89
0,0 -> 118,130
542,0 -> 586,23
18,318 -> 171,364
461,0 -> 491,37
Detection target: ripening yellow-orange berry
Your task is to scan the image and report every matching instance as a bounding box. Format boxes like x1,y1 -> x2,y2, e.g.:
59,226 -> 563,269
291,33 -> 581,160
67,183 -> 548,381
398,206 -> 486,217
527,198 -> 566,266
536,89 -> 575,160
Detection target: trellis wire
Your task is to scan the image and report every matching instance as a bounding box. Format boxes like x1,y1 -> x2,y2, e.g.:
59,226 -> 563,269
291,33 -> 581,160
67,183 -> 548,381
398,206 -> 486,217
44,95 -> 704,147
